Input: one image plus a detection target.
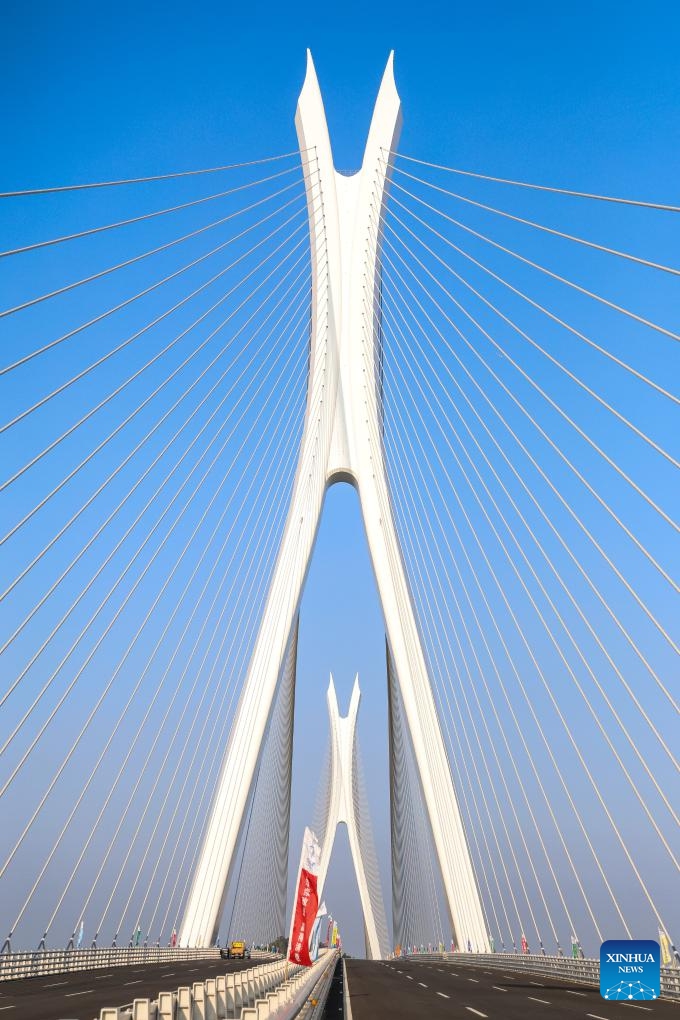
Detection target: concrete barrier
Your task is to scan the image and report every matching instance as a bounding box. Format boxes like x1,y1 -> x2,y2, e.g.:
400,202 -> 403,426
97,952 -> 336,1020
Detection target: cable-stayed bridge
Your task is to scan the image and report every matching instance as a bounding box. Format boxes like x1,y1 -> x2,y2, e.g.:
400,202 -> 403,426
0,50 -> 678,1018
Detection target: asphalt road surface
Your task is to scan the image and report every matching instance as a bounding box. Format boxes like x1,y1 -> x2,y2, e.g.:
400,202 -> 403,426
345,958 -> 678,1019
0,955 -> 257,1020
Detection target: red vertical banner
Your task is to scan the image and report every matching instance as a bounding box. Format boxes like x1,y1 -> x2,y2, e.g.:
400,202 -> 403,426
288,867 -> 319,966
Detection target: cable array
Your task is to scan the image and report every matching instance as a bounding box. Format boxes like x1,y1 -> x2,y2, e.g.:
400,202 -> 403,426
0,150 -> 318,950
373,150 -> 679,956
226,619 -> 299,947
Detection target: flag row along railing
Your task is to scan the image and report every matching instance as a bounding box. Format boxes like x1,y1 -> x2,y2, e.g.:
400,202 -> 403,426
0,945 -> 222,982
97,949 -> 339,1020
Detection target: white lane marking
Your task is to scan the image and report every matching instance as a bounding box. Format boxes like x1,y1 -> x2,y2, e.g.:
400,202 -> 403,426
397,970 -> 403,974
566,990 -> 586,996
621,1006 -> 652,1012
586,1015 -> 612,1020
94,973 -> 114,979
406,975 -> 413,980
528,996 -> 551,1004
484,970 -> 492,974
65,990 -> 94,996
503,974 -> 516,979
529,980 -> 545,986
492,985 -> 507,992
465,1009 -> 487,1018
437,992 -> 449,998
467,977 -> 479,982
418,982 -> 428,987
123,979 -> 143,986
43,981 -> 68,987
160,972 -> 175,977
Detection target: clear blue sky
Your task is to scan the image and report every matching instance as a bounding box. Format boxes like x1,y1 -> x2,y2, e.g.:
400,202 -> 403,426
1,0 -> 678,958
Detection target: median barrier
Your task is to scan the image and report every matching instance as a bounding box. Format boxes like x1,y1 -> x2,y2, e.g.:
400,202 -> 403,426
96,952 -> 338,1020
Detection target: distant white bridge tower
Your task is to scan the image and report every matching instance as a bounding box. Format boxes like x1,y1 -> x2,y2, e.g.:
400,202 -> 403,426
317,676 -> 389,961
180,51 -> 490,953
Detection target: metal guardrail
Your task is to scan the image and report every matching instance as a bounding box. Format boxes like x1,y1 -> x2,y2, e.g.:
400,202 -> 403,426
97,949 -> 339,1019
0,945 -> 221,983
403,951 -> 680,1002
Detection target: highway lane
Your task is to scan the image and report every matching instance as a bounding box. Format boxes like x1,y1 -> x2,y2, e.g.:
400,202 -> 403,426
0,955 -> 260,1020
346,958 -> 678,1019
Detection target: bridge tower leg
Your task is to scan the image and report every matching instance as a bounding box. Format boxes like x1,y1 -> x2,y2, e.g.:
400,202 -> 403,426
180,51 -> 489,952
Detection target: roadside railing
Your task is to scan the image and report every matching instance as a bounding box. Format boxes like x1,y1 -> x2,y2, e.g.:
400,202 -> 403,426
97,949 -> 339,1019
0,945 -> 221,983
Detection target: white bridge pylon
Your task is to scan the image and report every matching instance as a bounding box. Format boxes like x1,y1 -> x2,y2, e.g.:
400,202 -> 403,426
180,51 -> 490,952
318,675 -> 389,961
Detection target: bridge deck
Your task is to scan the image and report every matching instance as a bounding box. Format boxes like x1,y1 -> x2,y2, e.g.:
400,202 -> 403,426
346,959 -> 678,1019
0,955 -> 253,1020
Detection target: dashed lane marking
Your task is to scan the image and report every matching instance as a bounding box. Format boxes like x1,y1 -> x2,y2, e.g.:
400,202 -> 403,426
418,982 -> 428,987
492,985 -> 507,992
94,974 -> 113,979
621,1006 -> 652,1012
65,990 -> 93,996
586,1014 -> 612,1020
503,974 -> 516,979
529,980 -> 545,986
123,980 -> 143,986
437,992 -> 449,999
528,996 -> 551,1005
467,977 -> 479,982
465,1009 -> 487,1018
566,990 -> 586,996
406,975 -> 413,980
42,981 -> 68,987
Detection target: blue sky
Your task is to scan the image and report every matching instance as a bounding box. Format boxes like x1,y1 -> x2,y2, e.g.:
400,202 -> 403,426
1,0 -> 678,958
